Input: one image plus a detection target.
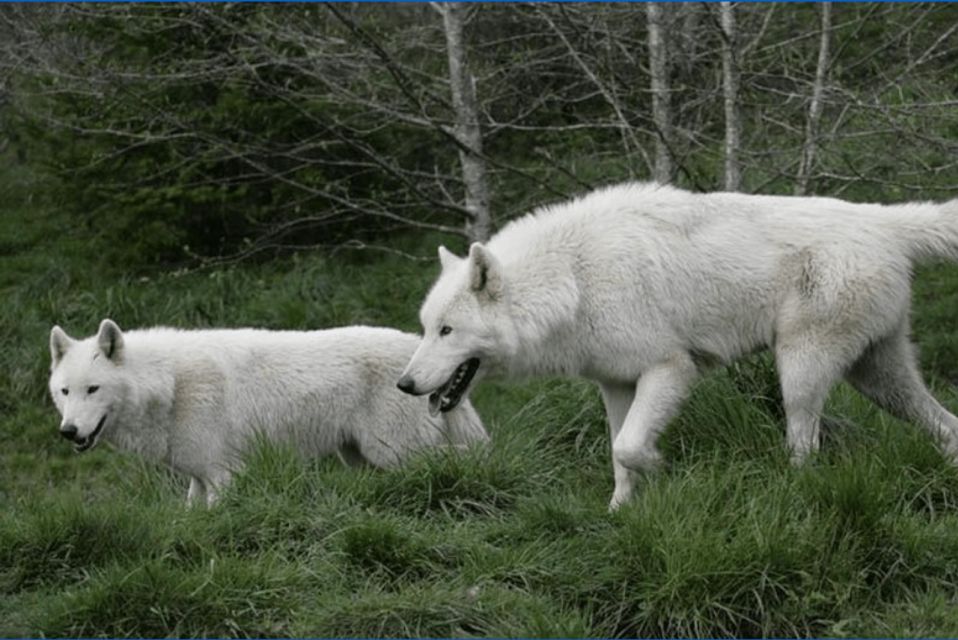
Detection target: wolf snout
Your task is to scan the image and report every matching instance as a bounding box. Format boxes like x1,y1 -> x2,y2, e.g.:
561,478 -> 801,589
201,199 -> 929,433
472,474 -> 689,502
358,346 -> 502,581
396,375 -> 419,395
59,423 -> 79,441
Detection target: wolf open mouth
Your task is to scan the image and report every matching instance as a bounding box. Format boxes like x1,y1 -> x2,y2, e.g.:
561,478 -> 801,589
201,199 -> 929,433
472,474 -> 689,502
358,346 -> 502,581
428,358 -> 480,416
75,414 -> 107,453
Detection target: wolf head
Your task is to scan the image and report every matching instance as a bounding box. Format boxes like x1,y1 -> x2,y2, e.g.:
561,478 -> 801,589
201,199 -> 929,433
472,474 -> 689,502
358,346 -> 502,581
48,319 -> 127,453
397,243 -> 517,415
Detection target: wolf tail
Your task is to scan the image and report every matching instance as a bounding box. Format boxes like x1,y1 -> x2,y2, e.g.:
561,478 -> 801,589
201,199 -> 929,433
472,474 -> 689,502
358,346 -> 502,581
443,400 -> 490,446
906,198 -> 958,263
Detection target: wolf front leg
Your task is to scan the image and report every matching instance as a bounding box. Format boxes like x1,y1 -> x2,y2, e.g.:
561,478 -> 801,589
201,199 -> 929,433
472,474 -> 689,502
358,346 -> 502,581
600,382 -> 637,511
608,353 -> 698,510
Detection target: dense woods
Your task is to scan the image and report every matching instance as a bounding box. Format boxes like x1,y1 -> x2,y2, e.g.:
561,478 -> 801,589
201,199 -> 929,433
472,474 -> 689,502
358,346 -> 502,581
1,3 -> 956,266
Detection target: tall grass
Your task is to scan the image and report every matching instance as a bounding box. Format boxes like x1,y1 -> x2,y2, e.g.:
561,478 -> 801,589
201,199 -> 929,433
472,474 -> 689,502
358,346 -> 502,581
3,164 -> 958,636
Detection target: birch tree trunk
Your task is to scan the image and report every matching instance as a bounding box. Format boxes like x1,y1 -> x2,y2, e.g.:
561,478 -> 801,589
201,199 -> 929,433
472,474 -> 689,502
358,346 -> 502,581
719,2 -> 742,191
436,2 -> 491,242
795,2 -> 832,196
645,2 -> 673,184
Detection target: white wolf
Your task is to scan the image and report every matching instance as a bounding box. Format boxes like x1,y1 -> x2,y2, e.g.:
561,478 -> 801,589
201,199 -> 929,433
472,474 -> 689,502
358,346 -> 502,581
49,320 -> 488,505
397,182 -> 958,509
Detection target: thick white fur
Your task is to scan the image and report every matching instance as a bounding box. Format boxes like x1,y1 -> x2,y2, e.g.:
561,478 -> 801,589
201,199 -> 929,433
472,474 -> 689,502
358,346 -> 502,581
400,182 -> 958,509
49,320 -> 488,506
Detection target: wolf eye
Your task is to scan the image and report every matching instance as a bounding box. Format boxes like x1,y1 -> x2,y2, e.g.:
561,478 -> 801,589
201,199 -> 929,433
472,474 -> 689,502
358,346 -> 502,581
61,388 -> 69,396
439,325 -> 453,337
87,385 -> 100,395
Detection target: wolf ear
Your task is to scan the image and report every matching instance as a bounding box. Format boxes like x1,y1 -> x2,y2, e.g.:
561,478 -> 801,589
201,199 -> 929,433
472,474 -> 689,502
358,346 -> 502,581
437,245 -> 462,271
468,242 -> 503,299
96,319 -> 125,362
50,326 -> 75,366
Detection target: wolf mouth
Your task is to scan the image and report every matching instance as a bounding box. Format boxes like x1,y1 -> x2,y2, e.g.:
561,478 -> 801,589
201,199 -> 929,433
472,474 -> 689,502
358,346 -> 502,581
75,414 -> 107,453
428,358 -> 480,416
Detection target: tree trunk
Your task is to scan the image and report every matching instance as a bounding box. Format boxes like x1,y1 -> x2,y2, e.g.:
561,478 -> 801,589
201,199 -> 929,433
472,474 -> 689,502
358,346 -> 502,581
437,2 -> 491,242
645,2 -> 673,184
795,2 -> 831,196
719,2 -> 742,191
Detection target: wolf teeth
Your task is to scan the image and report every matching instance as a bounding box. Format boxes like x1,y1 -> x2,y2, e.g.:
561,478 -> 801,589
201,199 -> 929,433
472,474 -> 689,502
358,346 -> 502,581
449,365 -> 467,391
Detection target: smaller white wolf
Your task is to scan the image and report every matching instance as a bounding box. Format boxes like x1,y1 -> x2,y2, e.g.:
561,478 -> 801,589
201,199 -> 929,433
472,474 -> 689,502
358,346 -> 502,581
397,182 -> 958,510
49,319 -> 488,505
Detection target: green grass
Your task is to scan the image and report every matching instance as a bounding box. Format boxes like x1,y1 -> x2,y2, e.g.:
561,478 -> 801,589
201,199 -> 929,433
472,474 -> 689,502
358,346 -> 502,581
3,161 -> 958,637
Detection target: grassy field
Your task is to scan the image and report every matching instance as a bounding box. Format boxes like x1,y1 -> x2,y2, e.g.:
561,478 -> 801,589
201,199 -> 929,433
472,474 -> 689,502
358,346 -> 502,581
3,164 -> 958,638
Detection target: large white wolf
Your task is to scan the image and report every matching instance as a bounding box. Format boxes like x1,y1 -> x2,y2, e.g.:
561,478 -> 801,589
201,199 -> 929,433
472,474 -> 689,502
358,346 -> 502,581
49,320 -> 488,505
397,182 -> 958,509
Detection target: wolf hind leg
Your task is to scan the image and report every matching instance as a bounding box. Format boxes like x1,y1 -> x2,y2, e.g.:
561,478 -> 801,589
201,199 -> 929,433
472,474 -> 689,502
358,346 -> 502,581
846,325 -> 958,461
775,331 -> 863,464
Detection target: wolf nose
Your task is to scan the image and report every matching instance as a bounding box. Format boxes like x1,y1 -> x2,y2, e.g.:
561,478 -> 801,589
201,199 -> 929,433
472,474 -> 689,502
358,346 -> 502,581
59,424 -> 78,441
396,375 -> 417,395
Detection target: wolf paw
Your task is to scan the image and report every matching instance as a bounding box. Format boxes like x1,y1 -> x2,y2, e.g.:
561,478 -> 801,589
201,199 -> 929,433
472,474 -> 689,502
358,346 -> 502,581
608,491 -> 632,512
